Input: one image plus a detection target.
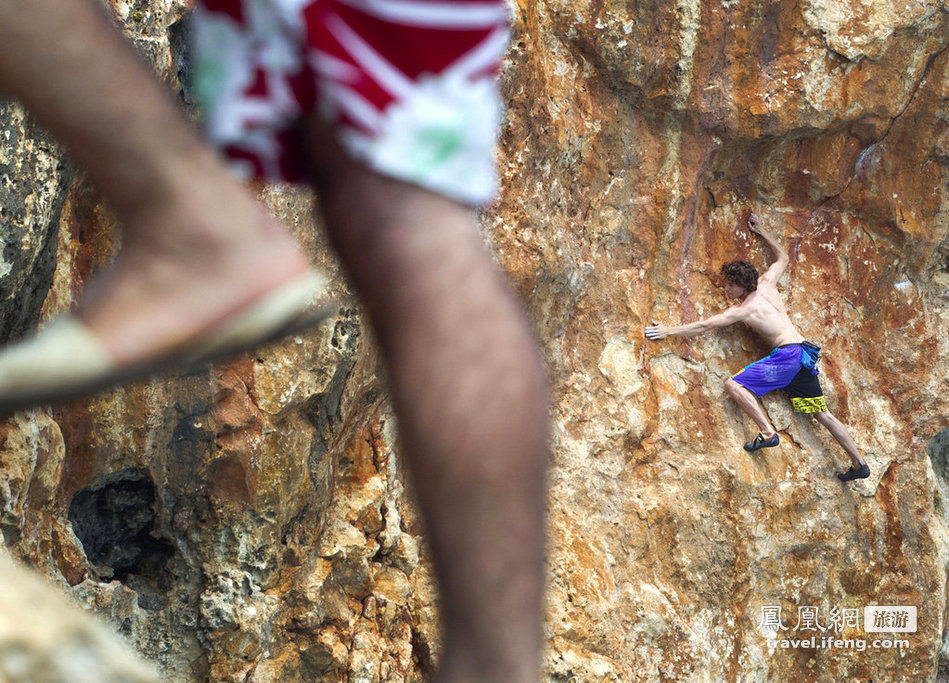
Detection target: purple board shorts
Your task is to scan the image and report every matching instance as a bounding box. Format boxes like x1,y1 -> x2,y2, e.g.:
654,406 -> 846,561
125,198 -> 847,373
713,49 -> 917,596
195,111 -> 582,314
731,343 -> 827,413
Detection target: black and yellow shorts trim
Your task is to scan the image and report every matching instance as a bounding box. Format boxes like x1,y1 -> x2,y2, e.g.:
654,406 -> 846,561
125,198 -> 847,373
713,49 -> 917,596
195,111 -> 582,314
784,366 -> 827,413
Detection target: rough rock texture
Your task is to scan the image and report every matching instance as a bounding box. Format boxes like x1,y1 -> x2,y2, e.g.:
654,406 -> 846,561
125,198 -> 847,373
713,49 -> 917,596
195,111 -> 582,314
502,0 -> 949,679
0,102 -> 72,343
1,0 -> 948,681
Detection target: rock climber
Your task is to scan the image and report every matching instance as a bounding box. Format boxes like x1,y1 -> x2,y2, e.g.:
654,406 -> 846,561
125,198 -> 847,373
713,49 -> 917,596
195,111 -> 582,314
645,214 -> 870,482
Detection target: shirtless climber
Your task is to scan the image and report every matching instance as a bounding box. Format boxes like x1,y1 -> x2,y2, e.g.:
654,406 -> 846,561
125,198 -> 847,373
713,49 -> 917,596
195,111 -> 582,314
645,214 -> 870,482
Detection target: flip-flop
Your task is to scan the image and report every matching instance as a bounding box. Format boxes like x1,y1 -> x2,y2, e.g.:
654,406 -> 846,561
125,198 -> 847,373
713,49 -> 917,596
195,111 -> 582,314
837,463 -> 870,482
0,269 -> 335,414
743,432 -> 780,452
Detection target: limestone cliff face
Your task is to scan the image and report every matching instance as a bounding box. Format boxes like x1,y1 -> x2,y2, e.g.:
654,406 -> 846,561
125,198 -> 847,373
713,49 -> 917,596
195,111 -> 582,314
0,0 -> 947,681
502,0 -> 949,679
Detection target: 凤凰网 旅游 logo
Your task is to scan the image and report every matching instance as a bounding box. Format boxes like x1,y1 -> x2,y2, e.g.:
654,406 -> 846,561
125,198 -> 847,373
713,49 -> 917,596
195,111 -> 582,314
757,604 -> 915,652
757,604 -> 917,634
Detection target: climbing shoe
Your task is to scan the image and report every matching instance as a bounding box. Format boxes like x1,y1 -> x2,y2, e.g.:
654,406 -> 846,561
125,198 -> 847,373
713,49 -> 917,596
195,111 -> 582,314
837,463 -> 870,482
743,432 -> 780,452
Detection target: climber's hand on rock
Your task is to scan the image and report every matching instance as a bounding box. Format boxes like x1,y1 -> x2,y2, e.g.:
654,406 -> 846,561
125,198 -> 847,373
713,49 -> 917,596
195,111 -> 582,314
748,213 -> 762,233
645,322 -> 670,340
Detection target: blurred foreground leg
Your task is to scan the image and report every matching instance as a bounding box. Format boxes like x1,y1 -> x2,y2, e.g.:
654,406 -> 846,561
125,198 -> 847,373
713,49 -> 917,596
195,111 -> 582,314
311,137 -> 549,682
0,0 -> 322,406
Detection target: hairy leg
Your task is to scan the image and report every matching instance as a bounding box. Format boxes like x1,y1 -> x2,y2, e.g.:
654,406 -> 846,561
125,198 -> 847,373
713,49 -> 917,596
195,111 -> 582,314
308,130 -> 548,681
0,0 -> 309,361
724,379 -> 776,437
813,411 -> 865,468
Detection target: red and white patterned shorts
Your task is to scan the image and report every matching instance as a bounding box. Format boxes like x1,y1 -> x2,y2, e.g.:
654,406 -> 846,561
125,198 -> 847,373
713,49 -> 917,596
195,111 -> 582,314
191,0 -> 509,206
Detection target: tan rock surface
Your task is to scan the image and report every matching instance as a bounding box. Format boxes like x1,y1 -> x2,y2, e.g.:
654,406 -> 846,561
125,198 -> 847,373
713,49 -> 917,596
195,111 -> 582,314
502,0 -> 949,679
0,547 -> 158,682
0,0 -> 947,681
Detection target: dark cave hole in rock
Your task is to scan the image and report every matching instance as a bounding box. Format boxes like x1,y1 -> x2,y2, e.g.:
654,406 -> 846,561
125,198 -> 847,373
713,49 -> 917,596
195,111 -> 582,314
68,467 -> 174,595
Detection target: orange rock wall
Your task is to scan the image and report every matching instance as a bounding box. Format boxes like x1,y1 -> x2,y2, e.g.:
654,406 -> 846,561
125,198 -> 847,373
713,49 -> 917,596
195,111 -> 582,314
500,0 -> 949,679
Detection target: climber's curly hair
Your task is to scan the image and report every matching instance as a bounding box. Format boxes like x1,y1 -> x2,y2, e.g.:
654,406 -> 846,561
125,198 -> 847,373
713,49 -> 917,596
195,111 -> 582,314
721,260 -> 759,292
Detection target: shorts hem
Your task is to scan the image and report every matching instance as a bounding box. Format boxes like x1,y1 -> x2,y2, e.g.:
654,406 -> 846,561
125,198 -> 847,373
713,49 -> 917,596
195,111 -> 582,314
790,396 -> 828,413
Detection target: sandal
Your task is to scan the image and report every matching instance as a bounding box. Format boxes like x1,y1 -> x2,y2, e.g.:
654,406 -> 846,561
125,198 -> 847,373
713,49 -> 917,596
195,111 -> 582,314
0,269 -> 334,414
